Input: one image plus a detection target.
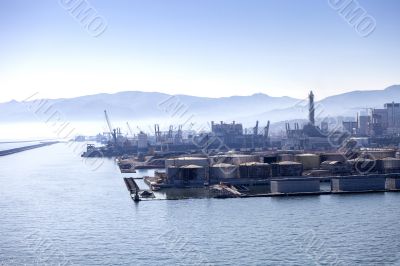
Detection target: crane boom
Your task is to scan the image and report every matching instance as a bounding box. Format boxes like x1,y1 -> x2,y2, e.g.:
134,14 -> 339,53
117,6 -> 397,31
104,110 -> 113,133
127,122 -> 134,136
104,110 -> 117,143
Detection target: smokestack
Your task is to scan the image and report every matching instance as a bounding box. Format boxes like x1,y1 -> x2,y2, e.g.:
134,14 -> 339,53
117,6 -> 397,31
309,90 -> 315,126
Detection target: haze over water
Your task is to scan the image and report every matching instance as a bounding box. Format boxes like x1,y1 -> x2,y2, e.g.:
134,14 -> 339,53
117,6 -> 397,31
1,143 -> 400,265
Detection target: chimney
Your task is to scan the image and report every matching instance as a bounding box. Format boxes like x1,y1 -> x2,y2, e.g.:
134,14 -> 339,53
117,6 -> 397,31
309,90 -> 315,126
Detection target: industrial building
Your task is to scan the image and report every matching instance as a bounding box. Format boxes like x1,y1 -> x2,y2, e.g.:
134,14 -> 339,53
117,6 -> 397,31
343,102 -> 400,137
283,91 -> 343,150
210,120 -> 270,149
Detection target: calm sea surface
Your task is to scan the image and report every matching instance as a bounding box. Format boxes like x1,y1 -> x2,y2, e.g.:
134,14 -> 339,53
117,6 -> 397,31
1,143 -> 400,265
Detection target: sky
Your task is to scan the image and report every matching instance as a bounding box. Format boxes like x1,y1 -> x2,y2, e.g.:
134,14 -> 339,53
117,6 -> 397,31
0,0 -> 399,102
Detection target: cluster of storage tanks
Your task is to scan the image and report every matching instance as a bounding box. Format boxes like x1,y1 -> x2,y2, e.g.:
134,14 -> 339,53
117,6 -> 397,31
165,154 -> 309,185
163,149 -> 400,186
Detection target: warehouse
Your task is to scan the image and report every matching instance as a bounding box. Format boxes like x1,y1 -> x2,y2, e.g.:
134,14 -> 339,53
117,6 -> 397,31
331,175 -> 386,192
270,178 -> 320,194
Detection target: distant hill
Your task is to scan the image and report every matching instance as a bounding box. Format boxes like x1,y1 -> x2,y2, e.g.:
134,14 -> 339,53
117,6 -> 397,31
1,85 -> 399,129
0,91 -> 299,125
243,85 -> 400,124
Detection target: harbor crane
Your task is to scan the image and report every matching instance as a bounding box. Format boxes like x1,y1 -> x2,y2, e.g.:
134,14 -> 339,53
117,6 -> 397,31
264,120 -> 270,139
254,121 -> 259,136
154,124 -> 161,143
126,122 -> 134,137
104,110 -> 117,144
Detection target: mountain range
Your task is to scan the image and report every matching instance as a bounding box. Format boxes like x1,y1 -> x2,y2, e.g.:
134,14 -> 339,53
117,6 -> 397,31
1,85 -> 399,131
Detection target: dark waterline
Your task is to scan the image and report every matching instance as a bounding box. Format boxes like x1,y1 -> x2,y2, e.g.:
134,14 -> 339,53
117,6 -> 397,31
1,143 -> 400,265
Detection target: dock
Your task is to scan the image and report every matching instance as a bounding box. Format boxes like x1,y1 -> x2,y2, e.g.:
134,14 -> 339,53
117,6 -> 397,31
123,177 -> 155,201
0,141 -> 59,156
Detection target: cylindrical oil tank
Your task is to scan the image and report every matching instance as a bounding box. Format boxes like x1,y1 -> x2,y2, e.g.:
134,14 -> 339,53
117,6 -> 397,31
295,154 -> 320,170
320,153 -> 346,163
380,157 -> 400,173
320,160 -> 351,174
263,154 -> 278,164
278,154 -> 295,162
239,162 -> 271,179
361,149 -> 396,160
165,157 -> 209,168
167,166 -> 180,182
179,165 -> 206,181
347,158 -> 377,174
271,161 -> 303,177
209,163 -> 239,179
210,154 -> 259,165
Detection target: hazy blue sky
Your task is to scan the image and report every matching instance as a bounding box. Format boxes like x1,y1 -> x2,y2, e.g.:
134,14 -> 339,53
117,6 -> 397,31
0,0 -> 399,102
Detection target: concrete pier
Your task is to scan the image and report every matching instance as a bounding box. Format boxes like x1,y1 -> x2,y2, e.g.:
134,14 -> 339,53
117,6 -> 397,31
0,142 -> 58,156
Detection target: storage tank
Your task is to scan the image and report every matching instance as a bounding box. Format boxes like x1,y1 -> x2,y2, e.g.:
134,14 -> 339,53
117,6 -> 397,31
210,154 -> 259,165
380,157 -> 400,173
361,149 -> 396,160
167,165 -> 206,184
295,154 -> 320,170
278,154 -> 295,162
180,165 -> 206,181
320,161 -> 351,175
165,157 -> 209,168
166,166 -> 180,184
209,163 -> 239,179
320,153 -> 346,163
271,161 -> 303,177
263,154 -> 278,164
347,158 -> 377,174
239,162 -> 271,179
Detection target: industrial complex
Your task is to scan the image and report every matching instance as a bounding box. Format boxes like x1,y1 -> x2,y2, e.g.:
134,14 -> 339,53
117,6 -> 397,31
78,90 -> 400,201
